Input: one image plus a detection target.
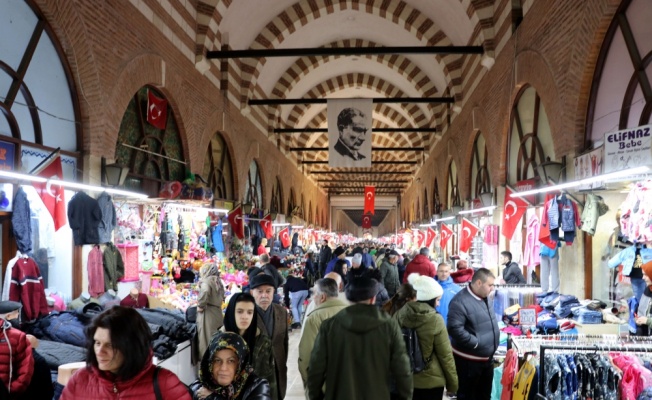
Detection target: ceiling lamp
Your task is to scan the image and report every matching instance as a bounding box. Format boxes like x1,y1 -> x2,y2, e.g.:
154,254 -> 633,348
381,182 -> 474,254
101,157 -> 130,187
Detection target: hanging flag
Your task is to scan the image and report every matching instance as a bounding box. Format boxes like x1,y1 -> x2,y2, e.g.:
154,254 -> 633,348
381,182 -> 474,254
459,218 -> 480,253
440,223 -> 454,248
147,90 -> 168,130
502,186 -> 529,240
364,186 -> 375,215
227,205 -> 244,239
415,230 -> 425,247
32,153 -> 67,231
260,213 -> 273,239
425,227 -> 437,247
279,227 -> 291,248
362,214 -> 372,229
311,230 -> 319,242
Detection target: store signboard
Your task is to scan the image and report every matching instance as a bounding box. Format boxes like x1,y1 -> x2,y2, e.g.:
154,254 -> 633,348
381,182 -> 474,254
574,146 -> 604,191
604,124 -> 652,173
0,140 -> 16,171
519,308 -> 537,327
515,178 -> 537,205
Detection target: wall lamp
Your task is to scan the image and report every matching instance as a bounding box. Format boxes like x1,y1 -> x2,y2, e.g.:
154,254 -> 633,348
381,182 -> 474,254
101,157 -> 130,187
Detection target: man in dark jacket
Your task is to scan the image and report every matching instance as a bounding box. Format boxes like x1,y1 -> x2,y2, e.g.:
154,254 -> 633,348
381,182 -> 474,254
318,240 -> 332,279
447,268 -> 499,400
307,276 -> 412,400
402,247 -> 436,283
500,251 -> 526,284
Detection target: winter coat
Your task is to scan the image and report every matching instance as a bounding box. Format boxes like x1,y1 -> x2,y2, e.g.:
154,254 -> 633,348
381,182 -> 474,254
11,187 -> 32,253
136,308 -> 195,342
37,339 -> 86,370
447,287 -> 499,361
450,268 -> 473,283
608,245 -> 652,276
298,297 -> 349,384
307,304 -> 413,400
435,276 -> 461,324
393,302 -> 458,392
257,304 -> 288,400
261,263 -> 285,288
42,312 -> 87,347
97,192 -> 117,243
318,246 -> 332,269
9,257 -> 49,321
68,191 -> 103,245
379,258 -> 400,297
402,254 -> 436,283
189,373 -> 272,400
503,262 -> 526,284
197,276 -> 225,358
61,354 -> 191,400
103,243 -> 125,292
0,322 -> 34,395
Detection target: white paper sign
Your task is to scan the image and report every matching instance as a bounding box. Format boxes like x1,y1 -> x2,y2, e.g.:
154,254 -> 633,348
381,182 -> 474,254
603,124 -> 652,173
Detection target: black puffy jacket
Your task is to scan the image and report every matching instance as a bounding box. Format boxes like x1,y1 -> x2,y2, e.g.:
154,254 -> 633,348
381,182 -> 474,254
190,374 -> 272,400
447,287 -> 499,360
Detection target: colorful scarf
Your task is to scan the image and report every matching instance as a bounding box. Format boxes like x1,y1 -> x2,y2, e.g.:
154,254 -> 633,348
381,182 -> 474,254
199,332 -> 254,399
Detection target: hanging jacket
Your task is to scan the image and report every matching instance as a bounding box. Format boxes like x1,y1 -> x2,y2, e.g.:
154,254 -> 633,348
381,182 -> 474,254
581,194 -> 608,236
11,187 -> 32,254
402,254 -> 436,283
547,196 -> 559,230
68,192 -> 102,245
539,194 -> 559,250
0,321 -> 34,395
559,195 -> 581,244
87,246 -> 105,297
103,243 -> 125,292
212,220 -> 225,253
96,192 -> 117,243
523,213 -> 541,268
608,246 -> 652,276
9,257 -> 49,321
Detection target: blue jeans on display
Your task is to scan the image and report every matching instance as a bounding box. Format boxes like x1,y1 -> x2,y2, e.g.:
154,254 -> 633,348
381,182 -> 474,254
289,290 -> 309,324
631,277 -> 646,302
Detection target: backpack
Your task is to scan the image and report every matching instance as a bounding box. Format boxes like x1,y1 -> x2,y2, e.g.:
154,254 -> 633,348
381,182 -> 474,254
401,327 -> 428,373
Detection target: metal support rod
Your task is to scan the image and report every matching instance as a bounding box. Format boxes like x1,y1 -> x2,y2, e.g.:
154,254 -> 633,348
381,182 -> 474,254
275,127 -> 437,133
290,147 -> 424,152
207,46 -> 484,59
29,147 -> 60,174
322,186 -> 406,189
250,97 -> 453,105
310,171 -> 413,175
302,160 -> 417,165
120,143 -> 188,165
318,179 -> 410,184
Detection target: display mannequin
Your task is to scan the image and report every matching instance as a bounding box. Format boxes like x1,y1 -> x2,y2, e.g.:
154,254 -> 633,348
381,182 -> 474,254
67,292 -> 99,311
98,289 -> 120,308
119,288 -> 149,308
539,242 -> 560,294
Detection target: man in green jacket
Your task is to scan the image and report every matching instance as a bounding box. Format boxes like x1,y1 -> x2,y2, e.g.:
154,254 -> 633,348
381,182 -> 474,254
307,276 -> 413,400
379,250 -> 401,297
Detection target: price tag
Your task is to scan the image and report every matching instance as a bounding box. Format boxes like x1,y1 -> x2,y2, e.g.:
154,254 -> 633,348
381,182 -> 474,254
519,308 -> 537,327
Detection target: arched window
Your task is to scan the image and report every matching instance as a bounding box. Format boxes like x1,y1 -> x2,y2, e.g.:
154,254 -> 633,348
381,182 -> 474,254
507,85 -> 555,185
287,188 -> 297,216
423,188 -> 430,218
270,176 -> 283,214
244,160 -> 262,211
447,161 -> 461,209
203,132 -> 234,201
1,1 -> 81,296
416,197 -> 421,221
116,86 -> 186,196
308,201 -> 313,224
470,133 -> 492,199
433,178 -> 442,215
299,194 -> 306,220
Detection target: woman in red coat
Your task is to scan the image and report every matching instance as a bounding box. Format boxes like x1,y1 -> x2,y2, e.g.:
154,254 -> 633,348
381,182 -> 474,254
61,306 -> 191,400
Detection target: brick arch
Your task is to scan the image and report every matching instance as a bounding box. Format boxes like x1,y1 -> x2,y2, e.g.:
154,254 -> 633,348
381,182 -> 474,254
462,0 -> 497,50
241,0 -> 460,104
197,114 -> 240,202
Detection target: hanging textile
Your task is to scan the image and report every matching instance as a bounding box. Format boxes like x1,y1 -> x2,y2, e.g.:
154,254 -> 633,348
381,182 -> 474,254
212,220 -> 225,252
97,192 -> 117,243
87,245 -> 105,297
1,252 -> 21,301
103,243 -> 125,292
9,255 -> 49,320
11,187 -> 32,253
523,213 -> 541,268
68,191 -> 102,245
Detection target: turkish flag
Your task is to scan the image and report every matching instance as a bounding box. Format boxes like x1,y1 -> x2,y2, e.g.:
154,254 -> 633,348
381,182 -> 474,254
425,227 -> 437,247
502,186 -> 528,240
440,224 -> 454,248
147,90 -> 168,130
279,227 -> 291,248
260,213 -> 273,239
459,218 -> 480,253
397,235 -> 403,245
415,230 -> 425,247
32,154 -> 67,231
364,186 -> 375,215
312,230 -> 319,242
227,205 -> 244,239
362,214 -> 372,229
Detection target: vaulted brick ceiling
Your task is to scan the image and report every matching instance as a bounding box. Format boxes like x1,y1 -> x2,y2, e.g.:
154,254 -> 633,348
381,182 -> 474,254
195,0 -> 497,225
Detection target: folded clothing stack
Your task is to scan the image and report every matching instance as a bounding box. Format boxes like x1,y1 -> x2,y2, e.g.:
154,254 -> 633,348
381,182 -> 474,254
554,295 -> 580,318
572,306 -> 603,324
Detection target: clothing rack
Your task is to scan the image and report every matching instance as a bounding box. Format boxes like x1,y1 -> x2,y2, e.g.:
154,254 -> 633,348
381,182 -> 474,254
537,342 -> 652,398
510,334 -> 622,356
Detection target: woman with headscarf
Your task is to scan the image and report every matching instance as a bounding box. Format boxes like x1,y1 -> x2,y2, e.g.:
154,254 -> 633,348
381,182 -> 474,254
190,332 -> 272,400
221,293 -> 278,400
197,262 -> 225,359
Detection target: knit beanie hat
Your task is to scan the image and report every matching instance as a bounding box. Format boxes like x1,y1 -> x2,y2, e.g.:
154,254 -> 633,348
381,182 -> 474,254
642,261 -> 652,286
407,273 -> 443,301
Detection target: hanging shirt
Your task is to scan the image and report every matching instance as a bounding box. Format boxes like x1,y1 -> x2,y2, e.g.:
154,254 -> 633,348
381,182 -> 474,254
87,246 -> 105,298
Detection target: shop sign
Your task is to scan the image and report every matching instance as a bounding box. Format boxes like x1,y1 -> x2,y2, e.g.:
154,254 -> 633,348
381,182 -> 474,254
515,178 -> 537,205
573,146 -> 604,191
604,124 -> 652,173
519,308 -> 537,327
0,140 -> 16,171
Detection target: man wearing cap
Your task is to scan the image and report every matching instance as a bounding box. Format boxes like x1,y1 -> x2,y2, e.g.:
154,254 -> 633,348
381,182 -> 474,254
447,268 -> 499,400
380,249 -> 401,297
0,301 -> 34,398
324,246 -> 349,275
307,276 -> 412,400
251,274 -> 289,400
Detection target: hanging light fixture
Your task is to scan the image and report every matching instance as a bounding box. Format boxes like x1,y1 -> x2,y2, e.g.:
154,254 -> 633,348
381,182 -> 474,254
537,157 -> 565,183
101,157 -> 130,187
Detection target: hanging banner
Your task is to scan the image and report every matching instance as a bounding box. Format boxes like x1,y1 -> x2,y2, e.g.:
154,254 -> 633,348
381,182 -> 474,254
574,146 -> 605,190
227,205 -> 244,239
415,230 -> 425,248
32,154 -> 67,231
279,227 -> 291,248
502,186 -> 528,240
147,90 -> 168,130
362,214 -> 372,229
459,218 -> 480,253
425,227 -> 437,247
440,224 -> 454,248
604,124 -> 652,173
328,99 -> 372,168
364,186 -> 375,215
260,213 -> 273,239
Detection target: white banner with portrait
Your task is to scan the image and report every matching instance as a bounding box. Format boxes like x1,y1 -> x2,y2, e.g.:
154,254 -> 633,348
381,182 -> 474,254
328,99 -> 373,168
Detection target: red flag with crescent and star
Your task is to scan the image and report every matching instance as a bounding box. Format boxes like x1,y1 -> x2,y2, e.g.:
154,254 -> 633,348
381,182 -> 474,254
425,227 -> 437,247
361,214 -> 372,229
460,218 -> 480,253
415,229 -> 425,247
440,223 -> 453,248
502,186 -> 529,240
364,186 -> 375,215
279,227 -> 291,248
227,205 -> 244,239
147,90 -> 168,130
32,153 -> 67,231
260,213 -> 273,239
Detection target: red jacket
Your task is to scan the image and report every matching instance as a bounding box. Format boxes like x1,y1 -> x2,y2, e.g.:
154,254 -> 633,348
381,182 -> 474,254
451,268 -> 474,283
0,323 -> 34,394
61,355 -> 191,400
9,257 -> 49,321
402,254 -> 436,283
